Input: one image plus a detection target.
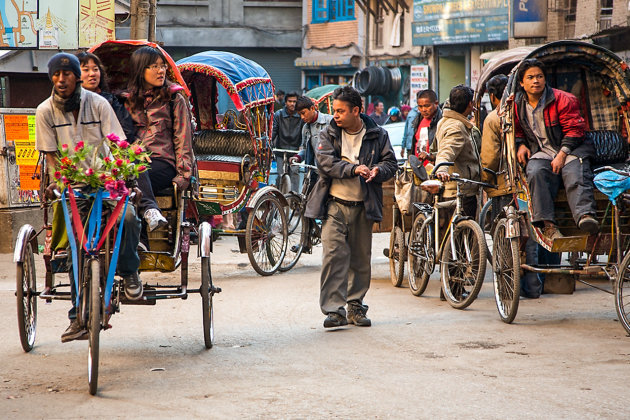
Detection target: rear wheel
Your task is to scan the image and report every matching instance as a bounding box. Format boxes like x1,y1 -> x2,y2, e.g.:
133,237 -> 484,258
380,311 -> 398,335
201,256 -> 214,349
408,213 -> 434,297
279,193 -> 305,272
492,218 -> 521,323
441,219 -> 487,309
87,258 -> 101,396
16,242 -> 37,352
246,194 -> 288,276
615,250 -> 630,335
389,226 -> 406,287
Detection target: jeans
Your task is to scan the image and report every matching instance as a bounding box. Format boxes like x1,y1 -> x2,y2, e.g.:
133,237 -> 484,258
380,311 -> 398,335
137,158 -> 177,216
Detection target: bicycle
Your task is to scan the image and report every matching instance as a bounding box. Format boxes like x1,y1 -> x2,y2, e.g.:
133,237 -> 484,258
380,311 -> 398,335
407,162 -> 495,309
280,162 -> 322,271
273,148 -> 300,195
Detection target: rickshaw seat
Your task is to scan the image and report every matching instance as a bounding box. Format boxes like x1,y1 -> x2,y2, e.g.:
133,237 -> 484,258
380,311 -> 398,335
193,129 -> 255,157
587,130 -> 627,166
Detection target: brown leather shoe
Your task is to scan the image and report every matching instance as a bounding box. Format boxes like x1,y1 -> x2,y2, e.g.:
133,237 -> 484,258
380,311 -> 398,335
543,224 -> 564,241
578,215 -> 599,235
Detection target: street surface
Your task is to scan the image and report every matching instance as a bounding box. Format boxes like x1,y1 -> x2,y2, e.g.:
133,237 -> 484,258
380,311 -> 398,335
1,233 -> 629,418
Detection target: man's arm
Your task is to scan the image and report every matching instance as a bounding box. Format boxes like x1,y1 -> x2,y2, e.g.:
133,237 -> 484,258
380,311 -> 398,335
271,112 -> 279,148
315,129 -> 356,179
557,91 -> 586,152
370,130 -> 398,183
480,111 -> 501,183
434,126 -> 465,173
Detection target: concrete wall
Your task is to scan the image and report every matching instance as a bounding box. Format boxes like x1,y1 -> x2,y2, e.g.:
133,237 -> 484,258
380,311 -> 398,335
367,4 -> 422,59
574,0 -> 599,37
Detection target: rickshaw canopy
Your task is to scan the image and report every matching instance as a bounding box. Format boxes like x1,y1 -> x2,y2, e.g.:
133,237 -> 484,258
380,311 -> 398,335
177,51 -> 275,111
305,84 -> 339,103
88,39 -> 190,96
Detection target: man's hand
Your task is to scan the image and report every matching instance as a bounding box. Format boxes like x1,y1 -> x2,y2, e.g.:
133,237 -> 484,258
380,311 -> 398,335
517,144 -> 531,165
417,151 -> 429,161
435,172 -> 450,182
401,148 -> 406,158
45,182 -> 60,200
551,150 -> 567,174
172,176 -> 190,191
366,166 -> 379,183
354,164 -> 371,179
289,154 -> 301,165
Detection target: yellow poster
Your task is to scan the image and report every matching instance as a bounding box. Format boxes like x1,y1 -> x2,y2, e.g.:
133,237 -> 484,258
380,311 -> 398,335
5,114 -> 39,165
79,0 -> 116,48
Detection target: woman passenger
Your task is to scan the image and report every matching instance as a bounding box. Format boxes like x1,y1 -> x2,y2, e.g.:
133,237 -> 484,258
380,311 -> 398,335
124,46 -> 194,231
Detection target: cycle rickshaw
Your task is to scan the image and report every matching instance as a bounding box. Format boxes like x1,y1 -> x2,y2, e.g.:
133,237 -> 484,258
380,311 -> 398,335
305,84 -> 339,114
490,41 -> 630,330
14,40 -> 220,395
176,51 -> 288,276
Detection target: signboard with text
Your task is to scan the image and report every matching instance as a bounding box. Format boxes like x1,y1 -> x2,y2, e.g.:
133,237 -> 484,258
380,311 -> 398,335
412,0 -> 508,46
409,65 -> 429,106
512,0 -> 548,38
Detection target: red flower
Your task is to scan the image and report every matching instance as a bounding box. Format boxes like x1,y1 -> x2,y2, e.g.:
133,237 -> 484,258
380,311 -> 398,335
61,176 -> 69,184
111,168 -> 119,175
74,141 -> 85,152
85,168 -> 94,176
61,144 -> 69,152
117,140 -> 130,149
54,171 -> 61,179
103,156 -> 112,163
115,159 -> 123,167
61,157 -> 72,166
132,145 -> 144,154
99,173 -> 107,180
137,165 -> 147,172
106,133 -> 120,142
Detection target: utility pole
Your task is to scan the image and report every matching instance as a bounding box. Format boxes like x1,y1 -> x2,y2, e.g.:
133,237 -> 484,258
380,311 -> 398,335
148,0 -> 157,42
130,0 -> 151,40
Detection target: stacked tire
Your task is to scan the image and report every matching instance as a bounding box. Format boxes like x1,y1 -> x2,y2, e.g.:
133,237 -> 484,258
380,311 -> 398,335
356,66 -> 400,96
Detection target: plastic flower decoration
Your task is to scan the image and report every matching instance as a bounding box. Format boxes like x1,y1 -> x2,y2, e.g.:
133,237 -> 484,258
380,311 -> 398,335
54,133 -> 151,198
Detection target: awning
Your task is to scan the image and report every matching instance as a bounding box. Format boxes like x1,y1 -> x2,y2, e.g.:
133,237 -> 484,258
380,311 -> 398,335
294,55 -> 360,69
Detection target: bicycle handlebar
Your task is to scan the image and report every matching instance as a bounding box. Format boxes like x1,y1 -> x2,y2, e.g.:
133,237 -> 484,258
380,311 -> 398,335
450,174 -> 498,189
593,165 -> 630,177
291,162 -> 318,171
272,148 -> 300,155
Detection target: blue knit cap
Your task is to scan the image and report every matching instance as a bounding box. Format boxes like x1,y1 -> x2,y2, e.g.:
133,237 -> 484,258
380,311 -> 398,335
47,53 -> 81,80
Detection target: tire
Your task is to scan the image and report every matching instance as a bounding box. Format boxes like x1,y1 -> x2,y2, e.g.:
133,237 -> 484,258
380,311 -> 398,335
479,200 -> 492,235
440,219 -> 487,309
278,173 -> 291,195
87,258 -> 101,396
246,194 -> 288,276
389,226 -> 406,287
279,193 -> 305,272
492,218 -> 521,324
201,256 -> 214,349
615,251 -> 630,335
16,242 -> 37,352
408,213 -> 435,297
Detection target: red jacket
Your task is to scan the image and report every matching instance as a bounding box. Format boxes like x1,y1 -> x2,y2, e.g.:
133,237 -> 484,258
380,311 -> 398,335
514,87 -> 592,158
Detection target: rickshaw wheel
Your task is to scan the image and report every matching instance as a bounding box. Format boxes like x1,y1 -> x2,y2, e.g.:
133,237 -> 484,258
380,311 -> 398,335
16,242 -> 37,352
279,193 -> 305,272
492,218 -> 521,324
246,194 -> 288,276
87,258 -> 101,396
201,256 -> 214,349
389,226 -> 405,287
408,213 -> 434,297
615,251 -> 630,335
440,219 -> 487,309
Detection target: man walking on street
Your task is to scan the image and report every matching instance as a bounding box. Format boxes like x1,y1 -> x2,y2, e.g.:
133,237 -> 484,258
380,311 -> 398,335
401,90 -> 441,159
305,86 -> 398,328
369,99 -> 388,125
293,95 -> 333,168
272,91 -> 303,191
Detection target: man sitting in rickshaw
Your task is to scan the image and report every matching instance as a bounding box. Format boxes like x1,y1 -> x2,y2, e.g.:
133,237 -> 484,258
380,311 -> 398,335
514,59 -> 599,239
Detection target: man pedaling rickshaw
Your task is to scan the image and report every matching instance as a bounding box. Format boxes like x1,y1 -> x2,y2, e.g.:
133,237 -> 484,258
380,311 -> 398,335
514,58 -> 599,239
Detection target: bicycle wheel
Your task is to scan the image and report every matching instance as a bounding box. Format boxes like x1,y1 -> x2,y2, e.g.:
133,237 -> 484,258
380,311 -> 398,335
440,219 -> 487,309
201,256 -> 214,349
279,193 -> 305,272
408,213 -> 434,297
389,225 -> 406,287
87,258 -> 101,395
615,250 -> 630,335
246,194 -> 288,276
492,218 -> 521,323
16,242 -> 37,352
479,200 -> 492,234
279,173 -> 291,195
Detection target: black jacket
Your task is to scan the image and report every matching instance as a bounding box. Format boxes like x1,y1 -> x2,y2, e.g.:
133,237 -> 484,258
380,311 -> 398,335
272,108 -> 303,151
305,114 -> 398,222
410,107 -> 442,155
100,91 -> 136,144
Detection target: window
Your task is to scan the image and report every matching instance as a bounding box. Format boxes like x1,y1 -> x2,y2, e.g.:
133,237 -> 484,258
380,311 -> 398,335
374,4 -> 384,48
311,0 -> 355,23
599,0 -> 613,30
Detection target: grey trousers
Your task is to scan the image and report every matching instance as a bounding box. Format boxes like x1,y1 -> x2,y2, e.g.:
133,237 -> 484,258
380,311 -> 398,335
276,154 -> 300,192
320,201 -> 373,317
526,158 -> 596,225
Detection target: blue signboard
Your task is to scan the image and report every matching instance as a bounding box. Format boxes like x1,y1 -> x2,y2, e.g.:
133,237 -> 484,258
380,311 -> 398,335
412,0 -> 508,46
512,0 -> 548,37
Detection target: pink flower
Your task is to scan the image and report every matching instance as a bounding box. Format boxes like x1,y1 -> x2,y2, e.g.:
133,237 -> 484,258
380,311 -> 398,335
103,156 -> 112,163
99,173 -> 107,180
74,141 -> 84,152
115,159 -> 123,167
132,145 -> 144,154
111,168 -> 119,175
117,140 -> 129,149
137,165 -> 147,172
61,144 -> 69,152
85,168 -> 94,176
61,176 -> 69,184
106,133 -> 120,142
105,178 -> 129,199
54,171 -> 61,179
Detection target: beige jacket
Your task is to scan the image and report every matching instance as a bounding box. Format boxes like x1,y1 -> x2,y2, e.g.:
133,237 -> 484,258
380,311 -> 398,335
480,109 -> 511,197
434,108 -> 481,197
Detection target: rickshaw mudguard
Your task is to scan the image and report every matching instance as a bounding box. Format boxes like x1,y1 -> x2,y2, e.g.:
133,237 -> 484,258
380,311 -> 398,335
246,186 -> 288,209
198,221 -> 213,258
13,224 -> 38,263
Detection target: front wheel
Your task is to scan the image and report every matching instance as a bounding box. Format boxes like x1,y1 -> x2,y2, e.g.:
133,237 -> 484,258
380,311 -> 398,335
440,219 -> 487,309
16,242 -> 37,352
201,256 -> 214,349
615,251 -> 630,335
408,213 -> 434,297
389,225 -> 406,287
279,193 -> 305,272
87,258 -> 101,396
492,218 -> 521,323
246,194 -> 288,276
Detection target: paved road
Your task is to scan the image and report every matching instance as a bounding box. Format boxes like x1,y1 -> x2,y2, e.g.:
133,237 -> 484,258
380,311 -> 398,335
1,233 -> 629,418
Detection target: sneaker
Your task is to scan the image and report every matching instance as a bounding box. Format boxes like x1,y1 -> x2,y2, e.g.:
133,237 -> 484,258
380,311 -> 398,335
61,319 -> 87,343
144,208 -> 168,232
323,312 -> 348,328
123,272 -> 143,300
578,215 -> 599,235
347,306 -> 371,327
543,224 -> 564,240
